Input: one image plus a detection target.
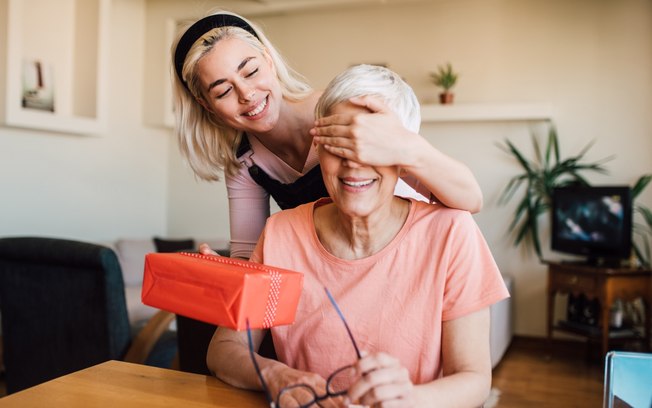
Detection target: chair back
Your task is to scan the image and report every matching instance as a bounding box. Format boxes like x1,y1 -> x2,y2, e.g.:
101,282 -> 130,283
0,237 -> 132,394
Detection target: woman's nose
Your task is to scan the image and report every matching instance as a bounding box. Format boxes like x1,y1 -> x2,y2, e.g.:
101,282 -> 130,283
237,85 -> 255,103
342,158 -> 362,168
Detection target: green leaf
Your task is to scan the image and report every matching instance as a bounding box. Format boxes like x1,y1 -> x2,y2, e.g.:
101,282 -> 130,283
632,174 -> 652,199
498,123 -> 613,259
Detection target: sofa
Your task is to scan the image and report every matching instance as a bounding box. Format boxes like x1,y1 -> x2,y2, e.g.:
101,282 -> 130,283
109,237 -> 514,369
105,237 -> 229,328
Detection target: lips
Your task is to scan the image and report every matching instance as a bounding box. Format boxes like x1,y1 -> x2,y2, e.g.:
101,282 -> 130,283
243,96 -> 268,117
340,177 -> 377,191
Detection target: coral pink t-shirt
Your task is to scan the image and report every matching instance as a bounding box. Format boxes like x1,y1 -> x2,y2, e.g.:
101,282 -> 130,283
250,198 -> 509,384
226,137 -> 430,259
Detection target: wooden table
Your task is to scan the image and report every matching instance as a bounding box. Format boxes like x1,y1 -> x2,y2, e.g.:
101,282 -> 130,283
0,360 -> 268,407
546,262 -> 651,358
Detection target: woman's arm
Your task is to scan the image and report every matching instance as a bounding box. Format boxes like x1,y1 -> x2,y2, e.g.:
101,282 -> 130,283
311,95 -> 483,213
347,308 -> 492,408
224,170 -> 271,259
207,327 -> 341,408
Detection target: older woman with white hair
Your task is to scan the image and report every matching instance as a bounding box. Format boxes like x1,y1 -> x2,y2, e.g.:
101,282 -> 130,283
207,65 -> 509,408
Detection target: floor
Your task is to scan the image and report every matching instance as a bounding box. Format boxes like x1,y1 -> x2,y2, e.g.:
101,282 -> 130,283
492,336 -> 605,407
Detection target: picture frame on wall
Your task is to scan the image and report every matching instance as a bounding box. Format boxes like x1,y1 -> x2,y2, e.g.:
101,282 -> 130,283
21,59 -> 55,112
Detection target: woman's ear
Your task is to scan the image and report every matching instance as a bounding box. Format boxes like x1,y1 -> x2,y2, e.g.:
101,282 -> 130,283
195,95 -> 211,112
262,48 -> 276,75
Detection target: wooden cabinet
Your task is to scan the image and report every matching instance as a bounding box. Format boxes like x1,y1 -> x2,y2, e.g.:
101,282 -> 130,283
546,262 -> 651,357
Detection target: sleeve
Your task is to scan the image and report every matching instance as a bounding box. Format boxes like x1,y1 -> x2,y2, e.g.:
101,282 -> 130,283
225,167 -> 270,259
248,227 -> 266,263
440,212 -> 510,321
397,175 -> 431,203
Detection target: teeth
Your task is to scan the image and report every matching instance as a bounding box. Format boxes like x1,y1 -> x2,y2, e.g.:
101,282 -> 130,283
342,179 -> 374,187
245,97 -> 267,116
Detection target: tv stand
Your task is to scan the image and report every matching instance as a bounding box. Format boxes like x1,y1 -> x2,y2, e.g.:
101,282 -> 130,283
546,262 -> 651,358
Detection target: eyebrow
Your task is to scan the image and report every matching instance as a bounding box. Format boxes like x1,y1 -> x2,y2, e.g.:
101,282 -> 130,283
206,56 -> 256,93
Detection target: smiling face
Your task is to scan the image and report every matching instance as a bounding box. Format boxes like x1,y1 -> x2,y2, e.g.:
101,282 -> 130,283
319,101 -> 400,219
195,37 -> 282,134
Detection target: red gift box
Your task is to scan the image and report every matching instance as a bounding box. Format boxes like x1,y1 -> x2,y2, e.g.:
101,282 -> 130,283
142,252 -> 303,330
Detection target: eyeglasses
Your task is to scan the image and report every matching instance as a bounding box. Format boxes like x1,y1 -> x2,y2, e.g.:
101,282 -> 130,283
246,287 -> 362,408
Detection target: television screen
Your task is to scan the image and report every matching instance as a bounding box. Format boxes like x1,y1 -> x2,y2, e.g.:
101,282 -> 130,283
551,186 -> 632,263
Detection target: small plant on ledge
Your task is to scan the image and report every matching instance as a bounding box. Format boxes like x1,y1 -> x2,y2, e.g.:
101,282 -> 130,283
429,63 -> 458,105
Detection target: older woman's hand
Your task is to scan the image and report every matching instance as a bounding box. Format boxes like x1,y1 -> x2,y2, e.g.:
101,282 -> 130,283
198,243 -> 219,256
261,364 -> 344,408
347,352 -> 416,407
310,95 -> 417,168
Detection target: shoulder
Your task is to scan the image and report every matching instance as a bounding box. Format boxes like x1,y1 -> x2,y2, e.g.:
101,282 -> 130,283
412,200 -> 474,226
267,201 -> 316,224
224,163 -> 259,190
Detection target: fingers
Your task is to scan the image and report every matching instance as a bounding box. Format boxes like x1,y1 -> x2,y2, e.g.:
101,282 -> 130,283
312,113 -> 352,129
348,352 -> 415,407
318,143 -> 357,162
277,384 -> 318,408
198,243 -> 219,256
348,95 -> 389,114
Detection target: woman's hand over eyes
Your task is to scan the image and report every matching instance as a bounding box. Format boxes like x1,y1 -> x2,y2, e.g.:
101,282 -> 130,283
311,95 -> 417,168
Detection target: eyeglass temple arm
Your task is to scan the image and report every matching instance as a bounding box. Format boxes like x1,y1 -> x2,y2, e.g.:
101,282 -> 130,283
246,319 -> 276,407
324,287 -> 362,359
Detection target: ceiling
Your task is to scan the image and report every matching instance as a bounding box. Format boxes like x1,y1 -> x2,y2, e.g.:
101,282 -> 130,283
201,0 -> 433,17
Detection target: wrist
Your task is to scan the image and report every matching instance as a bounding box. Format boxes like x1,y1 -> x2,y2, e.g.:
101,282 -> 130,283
400,132 -> 433,172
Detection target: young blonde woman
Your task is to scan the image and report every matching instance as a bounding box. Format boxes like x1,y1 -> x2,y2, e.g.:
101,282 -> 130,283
172,11 -> 483,259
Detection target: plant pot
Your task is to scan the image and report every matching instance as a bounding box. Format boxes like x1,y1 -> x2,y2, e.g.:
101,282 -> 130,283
439,92 -> 454,104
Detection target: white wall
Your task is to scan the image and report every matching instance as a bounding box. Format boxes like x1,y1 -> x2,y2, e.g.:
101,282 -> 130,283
155,0 -> 652,337
0,0 -> 171,243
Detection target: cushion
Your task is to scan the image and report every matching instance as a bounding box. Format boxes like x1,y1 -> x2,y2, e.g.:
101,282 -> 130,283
153,237 -> 195,253
115,239 -> 156,286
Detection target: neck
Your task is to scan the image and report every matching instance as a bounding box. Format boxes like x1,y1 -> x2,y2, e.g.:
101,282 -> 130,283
249,92 -> 320,171
315,197 -> 411,260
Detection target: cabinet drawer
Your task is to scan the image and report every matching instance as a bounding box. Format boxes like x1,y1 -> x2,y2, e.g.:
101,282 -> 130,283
550,273 -> 597,293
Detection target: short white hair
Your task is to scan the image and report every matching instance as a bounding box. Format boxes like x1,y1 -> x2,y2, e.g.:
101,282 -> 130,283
315,64 -> 421,133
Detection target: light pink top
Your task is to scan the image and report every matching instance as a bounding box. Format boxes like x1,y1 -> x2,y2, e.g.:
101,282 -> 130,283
250,198 -> 509,384
226,136 -> 430,259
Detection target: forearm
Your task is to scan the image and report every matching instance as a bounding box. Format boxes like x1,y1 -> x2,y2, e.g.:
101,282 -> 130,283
401,133 -> 483,213
413,370 -> 491,408
208,336 -> 268,390
207,333 -> 292,395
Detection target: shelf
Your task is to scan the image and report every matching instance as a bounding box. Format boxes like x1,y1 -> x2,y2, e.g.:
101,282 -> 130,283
555,320 -> 643,340
1,0 -> 110,135
420,102 -> 553,123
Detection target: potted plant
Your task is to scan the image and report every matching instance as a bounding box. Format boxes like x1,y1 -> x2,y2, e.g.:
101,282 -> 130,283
632,175 -> 652,267
429,63 -> 458,104
498,124 -> 612,260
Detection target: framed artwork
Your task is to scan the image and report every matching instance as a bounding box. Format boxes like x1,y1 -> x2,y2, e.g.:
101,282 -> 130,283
22,59 -> 55,112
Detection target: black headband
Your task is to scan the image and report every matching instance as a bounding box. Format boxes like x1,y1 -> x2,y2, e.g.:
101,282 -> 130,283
174,14 -> 260,90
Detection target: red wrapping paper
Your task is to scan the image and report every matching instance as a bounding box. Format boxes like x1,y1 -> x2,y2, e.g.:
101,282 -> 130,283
142,252 -> 303,330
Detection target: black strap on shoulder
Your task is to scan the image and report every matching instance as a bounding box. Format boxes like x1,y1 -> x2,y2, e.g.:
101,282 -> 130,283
248,164 -> 328,210
236,134 -> 328,209
236,135 -> 252,158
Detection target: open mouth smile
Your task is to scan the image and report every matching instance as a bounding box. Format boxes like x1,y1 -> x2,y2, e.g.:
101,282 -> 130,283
340,178 -> 377,190
243,96 -> 268,117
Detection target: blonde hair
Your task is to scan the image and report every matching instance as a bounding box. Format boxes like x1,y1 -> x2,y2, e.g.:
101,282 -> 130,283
315,64 -> 421,133
172,11 -> 312,180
